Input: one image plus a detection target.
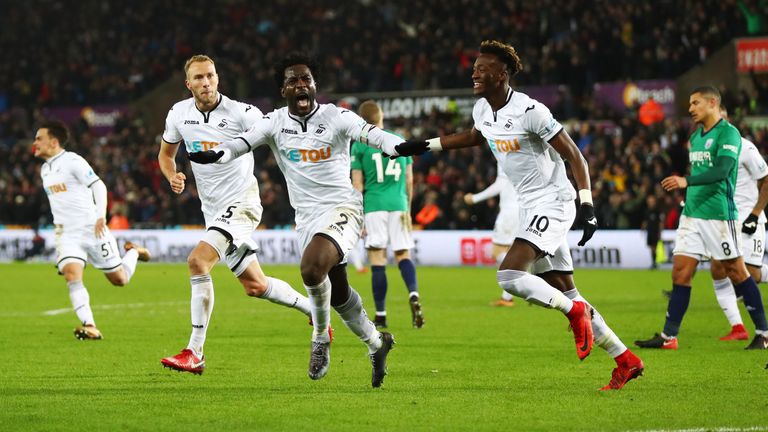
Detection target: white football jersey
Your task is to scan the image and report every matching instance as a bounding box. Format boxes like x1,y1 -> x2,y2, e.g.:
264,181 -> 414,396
40,151 -> 101,227
496,167 -> 518,211
472,163 -> 518,211
236,103 -> 397,228
735,137 -> 768,223
473,89 -> 575,208
163,93 -> 263,220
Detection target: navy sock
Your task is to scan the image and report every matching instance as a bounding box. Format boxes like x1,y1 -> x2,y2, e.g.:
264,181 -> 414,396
398,259 -> 418,294
663,284 -> 691,337
733,282 -> 745,299
735,277 -> 768,332
371,266 -> 388,313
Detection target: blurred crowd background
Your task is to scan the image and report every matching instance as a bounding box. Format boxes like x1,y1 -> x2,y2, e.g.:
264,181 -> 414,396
1,0 -> 767,231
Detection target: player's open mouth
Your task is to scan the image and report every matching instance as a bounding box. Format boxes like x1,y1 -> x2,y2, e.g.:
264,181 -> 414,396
473,81 -> 482,89
296,94 -> 310,109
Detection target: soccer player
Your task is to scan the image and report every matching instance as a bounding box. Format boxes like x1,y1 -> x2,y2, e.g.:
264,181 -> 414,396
392,40 -> 645,390
464,163 -> 519,307
188,52 -> 400,387
635,86 -> 768,350
351,100 -> 424,329
709,107 -> 768,343
34,120 -> 150,340
158,55 -> 314,375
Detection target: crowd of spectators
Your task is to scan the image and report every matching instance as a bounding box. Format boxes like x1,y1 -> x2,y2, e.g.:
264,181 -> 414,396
1,0 -> 765,110
1,0 -> 768,230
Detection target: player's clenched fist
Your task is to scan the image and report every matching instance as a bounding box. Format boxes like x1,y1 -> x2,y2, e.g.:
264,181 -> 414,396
169,172 -> 186,194
661,175 -> 687,192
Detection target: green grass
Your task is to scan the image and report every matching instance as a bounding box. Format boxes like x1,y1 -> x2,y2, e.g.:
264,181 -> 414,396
1,263 -> 767,431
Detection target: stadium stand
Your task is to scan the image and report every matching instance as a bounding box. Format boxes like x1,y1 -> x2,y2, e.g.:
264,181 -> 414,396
1,0 -> 767,229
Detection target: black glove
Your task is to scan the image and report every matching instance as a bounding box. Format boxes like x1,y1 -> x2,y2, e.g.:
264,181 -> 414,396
392,140 -> 429,158
578,203 -> 598,246
188,150 -> 224,164
742,213 -> 759,235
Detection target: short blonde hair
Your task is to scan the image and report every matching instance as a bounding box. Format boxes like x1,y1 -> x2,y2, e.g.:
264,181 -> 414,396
184,55 -> 215,76
358,100 -> 382,125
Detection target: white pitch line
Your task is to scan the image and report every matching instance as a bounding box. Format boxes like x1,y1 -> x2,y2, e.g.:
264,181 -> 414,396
0,301 -> 189,317
42,300 -> 188,316
635,427 -> 768,432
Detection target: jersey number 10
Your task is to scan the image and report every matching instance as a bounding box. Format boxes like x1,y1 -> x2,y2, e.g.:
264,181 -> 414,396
371,153 -> 402,183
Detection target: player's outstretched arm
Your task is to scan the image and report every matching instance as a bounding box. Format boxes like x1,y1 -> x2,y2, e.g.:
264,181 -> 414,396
549,130 -> 597,246
466,176 -> 503,205
352,170 -> 364,193
90,180 -> 108,238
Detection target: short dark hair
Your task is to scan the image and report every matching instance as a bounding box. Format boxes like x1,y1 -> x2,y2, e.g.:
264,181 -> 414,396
691,85 -> 721,103
479,40 -> 523,79
273,51 -> 320,89
39,120 -> 70,146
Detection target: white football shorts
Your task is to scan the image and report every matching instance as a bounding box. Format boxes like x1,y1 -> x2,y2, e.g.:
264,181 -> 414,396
673,215 -> 741,261
493,207 -> 520,246
297,202 -> 364,265
201,183 -> 263,276
517,199 -> 576,257
55,224 -> 122,273
363,210 -> 414,251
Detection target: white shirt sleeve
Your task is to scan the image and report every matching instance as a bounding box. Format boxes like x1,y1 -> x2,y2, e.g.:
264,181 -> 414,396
743,140 -> 768,181
219,115 -> 273,161
238,102 -> 264,130
524,102 -> 562,142
162,108 -> 182,144
90,180 -> 108,219
71,155 -> 101,188
337,109 -> 402,155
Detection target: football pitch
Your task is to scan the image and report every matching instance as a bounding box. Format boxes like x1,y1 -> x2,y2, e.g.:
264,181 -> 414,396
1,263 -> 767,431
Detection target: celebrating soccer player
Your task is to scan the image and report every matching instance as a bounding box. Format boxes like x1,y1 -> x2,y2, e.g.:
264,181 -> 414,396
636,87 -> 768,350
464,163 -> 519,307
158,55 -> 316,375
188,52 -> 402,387
351,100 -> 424,329
34,120 -> 150,340
390,40 -> 645,390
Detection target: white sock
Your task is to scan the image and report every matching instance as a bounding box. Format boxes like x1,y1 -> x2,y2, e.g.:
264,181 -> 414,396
564,288 -> 627,358
713,278 -> 743,326
496,270 -> 573,312
761,264 -> 768,283
121,249 -> 139,282
187,274 -> 214,356
261,277 -> 311,315
68,280 -> 95,325
334,287 -> 381,353
500,290 -> 514,301
305,277 -> 332,343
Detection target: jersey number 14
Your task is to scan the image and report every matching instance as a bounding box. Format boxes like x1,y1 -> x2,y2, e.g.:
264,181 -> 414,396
371,153 -> 402,183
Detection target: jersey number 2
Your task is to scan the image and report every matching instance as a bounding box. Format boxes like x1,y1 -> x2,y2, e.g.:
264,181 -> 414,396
371,153 -> 402,182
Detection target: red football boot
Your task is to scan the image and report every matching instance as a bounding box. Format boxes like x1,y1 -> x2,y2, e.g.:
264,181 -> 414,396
600,350 -> 645,390
161,349 -> 205,375
566,301 -> 594,360
719,324 -> 749,341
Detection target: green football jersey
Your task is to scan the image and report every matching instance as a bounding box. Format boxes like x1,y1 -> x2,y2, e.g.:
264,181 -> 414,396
351,139 -> 412,213
683,119 -> 741,220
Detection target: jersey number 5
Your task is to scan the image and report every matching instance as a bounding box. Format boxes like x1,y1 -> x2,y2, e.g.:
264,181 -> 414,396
371,153 -> 402,182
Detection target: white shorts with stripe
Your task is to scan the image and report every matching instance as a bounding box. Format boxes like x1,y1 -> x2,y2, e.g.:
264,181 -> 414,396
55,224 -> 122,273
672,215 -> 741,261
517,199 -> 576,257
740,221 -> 766,267
201,183 -> 263,276
363,210 -> 414,251
297,202 -> 364,265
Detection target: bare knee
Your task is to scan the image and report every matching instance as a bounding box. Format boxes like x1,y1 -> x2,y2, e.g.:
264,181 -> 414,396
188,253 -> 213,275
242,277 -> 269,297
300,261 -> 326,286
